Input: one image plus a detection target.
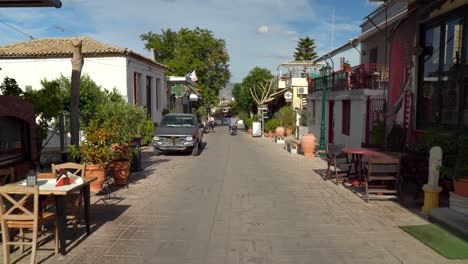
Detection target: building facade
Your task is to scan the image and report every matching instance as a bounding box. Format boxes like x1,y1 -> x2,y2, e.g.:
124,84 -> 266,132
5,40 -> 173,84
0,37 -> 168,124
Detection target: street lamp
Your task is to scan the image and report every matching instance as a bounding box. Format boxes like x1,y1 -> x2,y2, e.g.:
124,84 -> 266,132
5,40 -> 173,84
318,65 -> 332,153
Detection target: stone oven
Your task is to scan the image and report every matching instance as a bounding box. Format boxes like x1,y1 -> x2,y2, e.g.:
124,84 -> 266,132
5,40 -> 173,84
0,95 -> 37,181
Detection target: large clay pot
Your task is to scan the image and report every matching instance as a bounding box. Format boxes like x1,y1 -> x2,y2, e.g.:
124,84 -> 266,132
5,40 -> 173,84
453,178 -> 468,197
286,127 -> 293,137
109,160 -> 131,185
301,134 -> 317,158
248,128 -> 253,135
85,164 -> 107,192
275,127 -> 285,138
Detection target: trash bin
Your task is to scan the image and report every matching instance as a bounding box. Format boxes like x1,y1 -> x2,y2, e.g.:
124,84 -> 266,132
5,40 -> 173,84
131,137 -> 142,172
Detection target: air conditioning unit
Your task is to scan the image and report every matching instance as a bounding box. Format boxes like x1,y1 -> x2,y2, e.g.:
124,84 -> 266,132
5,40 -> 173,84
297,87 -> 308,95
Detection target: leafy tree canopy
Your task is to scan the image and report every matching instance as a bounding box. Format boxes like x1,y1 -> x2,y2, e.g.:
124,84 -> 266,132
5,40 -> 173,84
233,67 -> 274,114
294,37 -> 318,61
141,27 -> 231,105
0,77 -> 23,96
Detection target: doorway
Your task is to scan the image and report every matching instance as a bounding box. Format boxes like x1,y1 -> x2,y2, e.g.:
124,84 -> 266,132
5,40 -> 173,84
328,101 -> 335,144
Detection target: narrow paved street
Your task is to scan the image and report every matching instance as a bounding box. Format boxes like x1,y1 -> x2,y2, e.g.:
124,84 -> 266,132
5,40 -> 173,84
26,127 -> 468,263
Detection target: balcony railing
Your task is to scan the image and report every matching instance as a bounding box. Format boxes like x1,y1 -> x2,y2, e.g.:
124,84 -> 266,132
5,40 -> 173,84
308,63 -> 389,93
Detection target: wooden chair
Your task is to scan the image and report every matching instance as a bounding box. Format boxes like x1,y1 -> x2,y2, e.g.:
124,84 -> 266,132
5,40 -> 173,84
325,144 -> 354,184
363,157 -> 401,202
51,163 -> 86,233
0,185 -> 58,264
0,167 -> 15,186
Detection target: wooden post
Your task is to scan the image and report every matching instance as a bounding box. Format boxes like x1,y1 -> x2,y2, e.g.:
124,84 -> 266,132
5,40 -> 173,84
70,39 -> 83,148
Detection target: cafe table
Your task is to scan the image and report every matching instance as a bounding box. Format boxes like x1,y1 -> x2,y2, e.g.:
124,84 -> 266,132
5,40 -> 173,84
11,177 -> 97,255
341,147 -> 394,185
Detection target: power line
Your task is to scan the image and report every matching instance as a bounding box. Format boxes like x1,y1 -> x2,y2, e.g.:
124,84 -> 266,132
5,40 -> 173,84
0,19 -> 35,40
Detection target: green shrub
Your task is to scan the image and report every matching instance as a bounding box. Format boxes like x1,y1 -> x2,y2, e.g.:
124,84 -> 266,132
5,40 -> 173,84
264,118 -> 281,132
237,112 -> 249,122
244,118 -> 254,129
162,108 -> 174,116
275,106 -> 296,129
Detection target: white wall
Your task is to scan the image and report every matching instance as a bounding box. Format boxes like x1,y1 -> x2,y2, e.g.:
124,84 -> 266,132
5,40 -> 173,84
0,57 -> 128,96
315,44 -> 361,71
0,56 -> 167,124
307,89 -> 384,148
126,57 -> 167,124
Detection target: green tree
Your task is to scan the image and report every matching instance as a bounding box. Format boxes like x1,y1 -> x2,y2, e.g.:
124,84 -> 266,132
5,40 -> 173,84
0,77 -> 23,96
294,37 -> 318,61
50,74 -> 125,125
141,27 -> 231,105
22,80 -> 65,155
236,67 -> 274,114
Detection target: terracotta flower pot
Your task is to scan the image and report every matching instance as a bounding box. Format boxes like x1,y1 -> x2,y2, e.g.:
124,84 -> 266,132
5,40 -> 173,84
453,178 -> 468,197
109,160 -> 131,185
275,127 -> 285,138
248,128 -> 253,135
286,127 -> 293,137
85,164 -> 107,192
301,134 -> 317,157
268,131 -> 273,137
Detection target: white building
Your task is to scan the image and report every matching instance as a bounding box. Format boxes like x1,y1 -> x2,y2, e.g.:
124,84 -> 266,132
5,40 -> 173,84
307,1 -> 407,148
0,36 -> 168,124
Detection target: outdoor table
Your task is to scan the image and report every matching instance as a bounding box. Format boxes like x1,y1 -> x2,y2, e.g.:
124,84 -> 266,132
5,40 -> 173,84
10,177 -> 97,255
341,147 -> 394,185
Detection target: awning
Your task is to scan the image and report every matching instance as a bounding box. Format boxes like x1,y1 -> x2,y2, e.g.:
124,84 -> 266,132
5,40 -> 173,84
0,0 -> 62,7
184,83 -> 202,98
357,9 -> 408,42
265,88 -> 288,103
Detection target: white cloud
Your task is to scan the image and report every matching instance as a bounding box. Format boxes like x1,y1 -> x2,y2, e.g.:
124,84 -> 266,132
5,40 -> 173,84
257,25 -> 269,33
0,0 -> 371,83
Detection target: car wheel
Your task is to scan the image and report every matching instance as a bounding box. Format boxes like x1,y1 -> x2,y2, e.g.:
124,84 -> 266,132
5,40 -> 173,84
192,143 -> 199,156
154,148 -> 161,156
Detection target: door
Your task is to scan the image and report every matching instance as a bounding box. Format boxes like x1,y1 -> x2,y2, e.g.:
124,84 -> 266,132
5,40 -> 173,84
328,101 -> 335,144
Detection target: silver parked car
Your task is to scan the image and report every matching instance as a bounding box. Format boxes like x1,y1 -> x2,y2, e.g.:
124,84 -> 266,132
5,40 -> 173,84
153,114 -> 204,156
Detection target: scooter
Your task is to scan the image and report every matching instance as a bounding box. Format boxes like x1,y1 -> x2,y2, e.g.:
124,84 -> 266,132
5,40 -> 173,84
229,124 -> 237,135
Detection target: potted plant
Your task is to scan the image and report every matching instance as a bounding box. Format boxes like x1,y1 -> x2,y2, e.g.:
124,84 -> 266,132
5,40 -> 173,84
439,135 -> 468,197
275,106 -> 296,138
341,61 -> 351,72
70,115 -> 116,192
109,142 -> 133,185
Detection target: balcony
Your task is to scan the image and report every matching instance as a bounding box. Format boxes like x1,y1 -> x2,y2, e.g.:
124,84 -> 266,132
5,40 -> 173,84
308,63 -> 389,93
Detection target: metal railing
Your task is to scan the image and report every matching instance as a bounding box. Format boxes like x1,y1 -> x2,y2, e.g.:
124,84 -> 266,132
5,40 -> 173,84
308,63 -> 389,93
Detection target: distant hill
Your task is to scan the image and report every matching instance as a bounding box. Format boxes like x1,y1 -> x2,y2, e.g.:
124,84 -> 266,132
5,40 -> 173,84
219,83 -> 235,100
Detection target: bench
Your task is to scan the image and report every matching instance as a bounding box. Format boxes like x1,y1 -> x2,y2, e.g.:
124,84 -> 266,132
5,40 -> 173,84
284,138 -> 301,154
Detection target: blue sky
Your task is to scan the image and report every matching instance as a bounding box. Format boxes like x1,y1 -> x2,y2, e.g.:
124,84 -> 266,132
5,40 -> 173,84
0,0 -> 380,83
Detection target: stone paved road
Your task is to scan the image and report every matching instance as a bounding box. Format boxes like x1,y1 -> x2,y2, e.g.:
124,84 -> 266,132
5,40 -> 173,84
5,127 -> 468,264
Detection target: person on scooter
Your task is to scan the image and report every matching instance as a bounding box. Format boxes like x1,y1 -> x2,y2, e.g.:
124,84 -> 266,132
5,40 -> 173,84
229,117 -> 237,135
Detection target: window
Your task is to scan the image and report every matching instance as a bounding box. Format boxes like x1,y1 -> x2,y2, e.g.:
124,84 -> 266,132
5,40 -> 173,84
146,76 -> 152,116
417,13 -> 467,129
156,78 -> 161,110
342,100 -> 351,136
369,47 -> 378,63
311,100 -> 316,125
133,72 -> 141,105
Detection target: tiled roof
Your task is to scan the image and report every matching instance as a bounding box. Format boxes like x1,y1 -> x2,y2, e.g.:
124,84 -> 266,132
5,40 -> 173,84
0,36 -> 168,69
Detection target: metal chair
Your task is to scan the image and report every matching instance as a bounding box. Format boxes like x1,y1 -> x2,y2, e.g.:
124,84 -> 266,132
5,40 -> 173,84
325,144 -> 354,184
0,185 -> 58,264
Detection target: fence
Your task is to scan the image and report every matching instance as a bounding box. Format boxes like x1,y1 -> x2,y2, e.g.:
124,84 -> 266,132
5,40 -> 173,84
308,63 -> 389,93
